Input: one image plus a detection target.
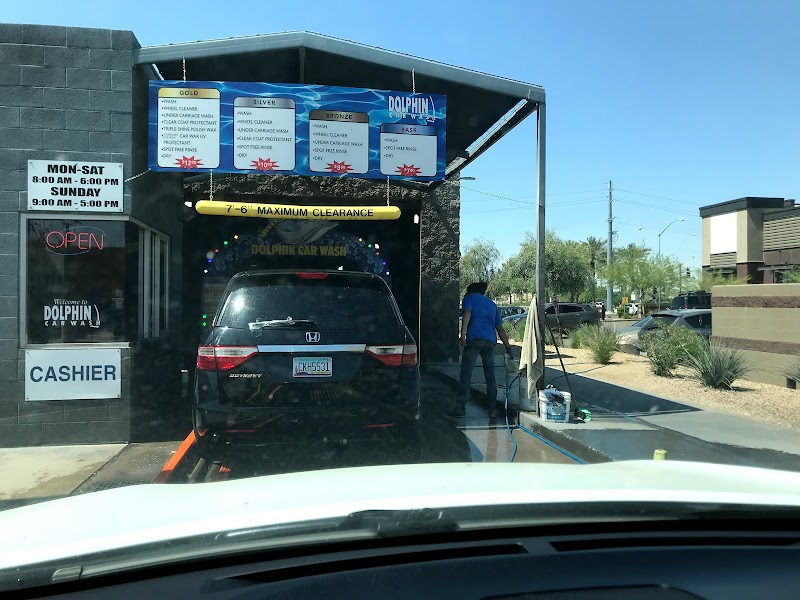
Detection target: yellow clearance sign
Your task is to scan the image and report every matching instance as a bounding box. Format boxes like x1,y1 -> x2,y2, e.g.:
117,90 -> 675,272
195,200 -> 401,220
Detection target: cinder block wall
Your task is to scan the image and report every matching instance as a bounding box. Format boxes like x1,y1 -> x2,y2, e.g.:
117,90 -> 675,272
712,283 -> 800,387
0,24 -> 136,445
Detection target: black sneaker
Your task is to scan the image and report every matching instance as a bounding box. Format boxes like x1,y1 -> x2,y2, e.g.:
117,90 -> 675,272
446,405 -> 466,417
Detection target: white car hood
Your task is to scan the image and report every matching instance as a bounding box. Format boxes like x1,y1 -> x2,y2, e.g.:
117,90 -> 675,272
2,460 -> 800,569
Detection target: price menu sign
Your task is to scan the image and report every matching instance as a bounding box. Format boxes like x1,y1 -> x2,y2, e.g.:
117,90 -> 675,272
309,110 -> 369,174
148,81 -> 446,181
156,87 -> 220,169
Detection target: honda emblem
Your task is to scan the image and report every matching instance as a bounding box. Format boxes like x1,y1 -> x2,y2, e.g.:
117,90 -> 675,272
306,332 -> 321,343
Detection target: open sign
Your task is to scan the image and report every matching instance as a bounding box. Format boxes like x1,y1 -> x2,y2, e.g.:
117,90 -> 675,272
45,226 -> 106,256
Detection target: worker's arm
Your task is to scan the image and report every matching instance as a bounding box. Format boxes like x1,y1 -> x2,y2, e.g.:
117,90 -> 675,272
460,309 -> 471,346
496,324 -> 512,355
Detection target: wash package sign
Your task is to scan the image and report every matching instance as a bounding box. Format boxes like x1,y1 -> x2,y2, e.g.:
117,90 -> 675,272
148,81 -> 446,181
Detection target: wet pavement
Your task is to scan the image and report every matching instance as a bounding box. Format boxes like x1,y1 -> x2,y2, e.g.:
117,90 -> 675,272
160,373 -> 576,483
0,371 -> 577,510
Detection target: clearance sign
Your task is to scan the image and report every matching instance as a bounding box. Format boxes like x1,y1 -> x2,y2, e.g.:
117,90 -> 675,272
194,200 -> 401,221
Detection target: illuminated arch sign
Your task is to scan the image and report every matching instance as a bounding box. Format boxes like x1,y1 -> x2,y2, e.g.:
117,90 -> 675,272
148,81 -> 446,181
205,220 -> 391,285
194,200 -> 400,221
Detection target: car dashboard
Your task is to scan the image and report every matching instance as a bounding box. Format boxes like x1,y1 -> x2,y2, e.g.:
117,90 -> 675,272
12,517 -> 800,599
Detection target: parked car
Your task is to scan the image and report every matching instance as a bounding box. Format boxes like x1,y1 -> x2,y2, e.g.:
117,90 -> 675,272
671,291 -> 712,310
498,305 -> 527,319
618,309 -> 712,355
504,302 -> 599,334
194,270 -> 420,452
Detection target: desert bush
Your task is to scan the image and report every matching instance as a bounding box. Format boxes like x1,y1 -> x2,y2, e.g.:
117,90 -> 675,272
687,343 -> 747,390
640,324 -> 706,377
582,324 -> 619,364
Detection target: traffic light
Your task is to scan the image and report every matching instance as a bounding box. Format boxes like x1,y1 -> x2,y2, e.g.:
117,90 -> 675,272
686,268 -> 691,277
652,287 -> 657,296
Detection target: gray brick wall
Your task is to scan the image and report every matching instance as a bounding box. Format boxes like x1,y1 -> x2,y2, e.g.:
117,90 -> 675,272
0,24 -> 136,446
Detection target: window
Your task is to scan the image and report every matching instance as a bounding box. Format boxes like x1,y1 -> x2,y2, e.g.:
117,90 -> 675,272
139,229 -> 170,339
26,219 -> 129,344
684,315 -> 702,328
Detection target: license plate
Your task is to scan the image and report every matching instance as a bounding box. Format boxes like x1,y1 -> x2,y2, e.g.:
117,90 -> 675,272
293,357 -> 332,378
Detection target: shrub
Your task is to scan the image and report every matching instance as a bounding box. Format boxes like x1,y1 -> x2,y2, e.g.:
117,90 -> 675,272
640,324 -> 706,377
568,324 -> 589,349
783,356 -> 800,387
686,343 -> 747,390
615,305 -> 626,318
503,319 -> 526,341
582,324 -> 619,364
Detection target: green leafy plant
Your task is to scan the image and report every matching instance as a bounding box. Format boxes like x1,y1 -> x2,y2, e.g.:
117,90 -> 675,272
686,343 -> 747,390
503,319 -> 526,341
582,324 -> 619,364
568,324 -> 589,349
640,324 -> 706,377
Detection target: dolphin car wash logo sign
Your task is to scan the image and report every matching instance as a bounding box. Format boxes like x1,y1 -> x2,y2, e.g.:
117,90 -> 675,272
44,299 -> 100,329
387,93 -> 437,123
44,226 -> 106,256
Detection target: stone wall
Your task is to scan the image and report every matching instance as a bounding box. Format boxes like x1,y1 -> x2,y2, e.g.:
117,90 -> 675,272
711,283 -> 800,387
0,24 -> 139,445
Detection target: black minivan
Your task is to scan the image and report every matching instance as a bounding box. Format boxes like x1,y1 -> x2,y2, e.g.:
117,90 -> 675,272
193,270 -> 420,448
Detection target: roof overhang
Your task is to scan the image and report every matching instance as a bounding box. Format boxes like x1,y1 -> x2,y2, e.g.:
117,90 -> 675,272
134,31 -> 544,187
699,197 -> 787,218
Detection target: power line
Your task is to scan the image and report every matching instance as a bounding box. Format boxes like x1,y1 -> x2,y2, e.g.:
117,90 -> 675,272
615,197 -> 696,216
615,187 -> 704,207
461,197 -> 606,215
511,188 -> 607,199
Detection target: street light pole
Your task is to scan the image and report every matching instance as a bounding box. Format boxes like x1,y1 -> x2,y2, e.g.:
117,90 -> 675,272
606,180 -> 613,317
637,218 -> 684,310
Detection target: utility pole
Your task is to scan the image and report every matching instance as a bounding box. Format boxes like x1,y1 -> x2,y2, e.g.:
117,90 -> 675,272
606,180 -> 613,317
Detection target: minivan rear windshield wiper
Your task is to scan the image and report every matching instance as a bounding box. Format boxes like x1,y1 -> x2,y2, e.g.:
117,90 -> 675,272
248,318 -> 317,330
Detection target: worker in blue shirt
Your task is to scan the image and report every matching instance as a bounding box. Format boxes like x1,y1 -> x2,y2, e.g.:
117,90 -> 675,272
448,281 -> 513,418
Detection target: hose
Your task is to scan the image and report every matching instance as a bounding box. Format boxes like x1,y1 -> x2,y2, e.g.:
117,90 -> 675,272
503,373 -> 520,463
502,359 -> 585,465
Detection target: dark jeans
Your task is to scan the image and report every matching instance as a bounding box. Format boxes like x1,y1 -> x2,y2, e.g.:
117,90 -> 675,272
457,338 -> 497,407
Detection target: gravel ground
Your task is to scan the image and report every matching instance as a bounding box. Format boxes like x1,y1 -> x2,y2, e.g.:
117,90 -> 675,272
531,344 -> 800,432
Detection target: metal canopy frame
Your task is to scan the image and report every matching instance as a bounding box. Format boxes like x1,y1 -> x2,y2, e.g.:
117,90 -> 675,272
136,30 -> 548,370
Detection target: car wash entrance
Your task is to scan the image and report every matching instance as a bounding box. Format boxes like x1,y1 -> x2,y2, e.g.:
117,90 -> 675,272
179,200 -> 422,371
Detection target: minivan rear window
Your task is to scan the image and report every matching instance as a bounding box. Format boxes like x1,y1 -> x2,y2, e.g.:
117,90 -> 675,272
216,275 -> 401,330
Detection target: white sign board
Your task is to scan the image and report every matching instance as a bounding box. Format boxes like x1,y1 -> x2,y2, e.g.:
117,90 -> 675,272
28,160 -> 123,213
709,212 -> 737,254
156,87 -> 220,169
25,349 -> 121,401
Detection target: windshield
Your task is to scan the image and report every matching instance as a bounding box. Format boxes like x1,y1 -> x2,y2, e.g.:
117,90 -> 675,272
216,276 -> 401,330
3,2 -> 800,590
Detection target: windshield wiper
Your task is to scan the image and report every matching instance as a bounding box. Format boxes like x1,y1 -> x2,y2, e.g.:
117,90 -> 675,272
248,318 -> 316,330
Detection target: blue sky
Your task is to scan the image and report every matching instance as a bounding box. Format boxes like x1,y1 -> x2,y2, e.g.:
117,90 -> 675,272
3,0 -> 799,271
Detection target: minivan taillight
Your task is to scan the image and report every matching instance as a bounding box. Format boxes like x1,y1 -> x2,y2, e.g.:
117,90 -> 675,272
366,344 -> 418,367
196,346 -> 258,371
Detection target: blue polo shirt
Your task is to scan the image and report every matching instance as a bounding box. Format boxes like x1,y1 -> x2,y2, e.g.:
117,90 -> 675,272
463,293 -> 502,343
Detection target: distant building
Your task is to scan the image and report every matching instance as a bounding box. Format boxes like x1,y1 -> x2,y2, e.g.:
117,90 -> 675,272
700,197 -> 800,283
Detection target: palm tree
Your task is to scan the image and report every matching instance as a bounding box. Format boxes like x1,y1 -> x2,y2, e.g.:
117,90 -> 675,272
584,236 -> 607,303
615,242 -> 650,263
